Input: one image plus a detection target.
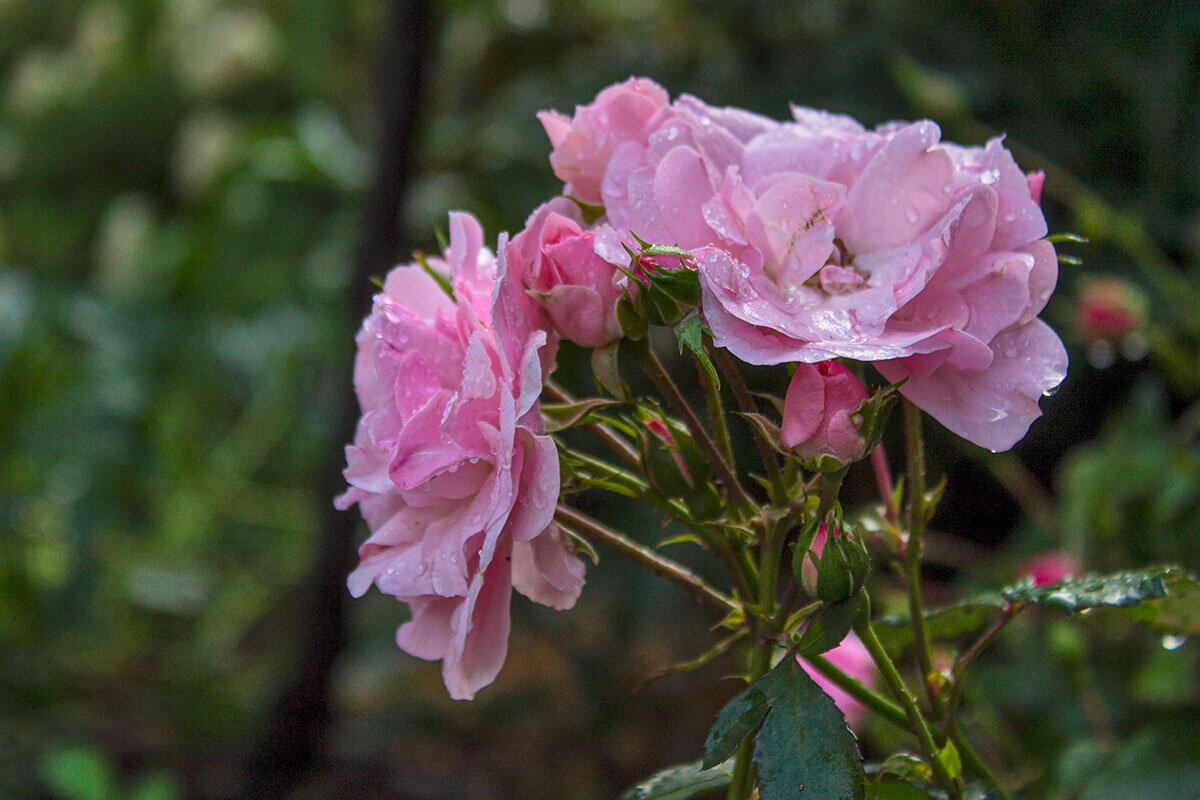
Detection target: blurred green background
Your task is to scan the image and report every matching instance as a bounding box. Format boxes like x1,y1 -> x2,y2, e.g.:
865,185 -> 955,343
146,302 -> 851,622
2,1 -> 1199,798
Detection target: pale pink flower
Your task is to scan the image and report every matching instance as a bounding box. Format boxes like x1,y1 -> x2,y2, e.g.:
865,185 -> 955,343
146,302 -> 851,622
336,212 -> 584,700
507,197 -> 624,348
782,361 -> 869,464
538,77 -> 670,205
799,633 -> 878,730
696,119 -> 1066,452
540,82 -> 1067,452
1020,550 -> 1078,587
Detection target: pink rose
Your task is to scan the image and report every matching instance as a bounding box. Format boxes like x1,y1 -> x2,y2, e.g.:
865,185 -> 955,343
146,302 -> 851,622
782,361 -> 870,464
336,212 -> 584,700
537,77 -> 671,205
507,197 -> 624,348
798,633 -> 878,730
1020,550 -> 1077,587
696,120 -> 1066,452
540,81 -> 1065,452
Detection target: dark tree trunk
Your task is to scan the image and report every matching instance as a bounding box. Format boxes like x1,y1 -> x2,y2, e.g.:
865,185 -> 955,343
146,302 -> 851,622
239,1 -> 435,796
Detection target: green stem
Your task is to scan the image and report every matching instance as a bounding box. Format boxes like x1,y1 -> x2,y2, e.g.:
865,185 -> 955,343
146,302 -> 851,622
856,611 -> 963,800
728,637 -> 775,800
807,650 -> 1007,797
712,346 -> 787,501
554,505 -> 737,614
542,378 -> 641,469
804,653 -> 908,729
695,346 -> 736,470
949,728 -> 1010,800
633,339 -> 756,515
903,400 -> 944,718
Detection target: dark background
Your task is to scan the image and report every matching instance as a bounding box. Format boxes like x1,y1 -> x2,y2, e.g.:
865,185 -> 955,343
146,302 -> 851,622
2,1 -> 1199,798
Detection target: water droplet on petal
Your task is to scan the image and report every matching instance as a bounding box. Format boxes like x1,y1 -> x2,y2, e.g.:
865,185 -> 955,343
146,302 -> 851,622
904,207 -> 920,224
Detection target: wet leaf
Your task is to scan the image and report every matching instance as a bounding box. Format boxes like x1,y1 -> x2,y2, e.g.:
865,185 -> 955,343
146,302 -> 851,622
620,758 -> 735,800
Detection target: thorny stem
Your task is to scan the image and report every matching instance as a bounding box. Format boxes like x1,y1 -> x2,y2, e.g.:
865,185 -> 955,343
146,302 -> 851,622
634,340 -> 757,515
728,630 -> 775,800
695,347 -> 737,470
712,346 -> 787,500
554,504 -> 737,614
807,653 -> 1008,795
542,378 -> 641,469
805,653 -> 909,729
903,400 -> 945,718
855,612 -> 964,800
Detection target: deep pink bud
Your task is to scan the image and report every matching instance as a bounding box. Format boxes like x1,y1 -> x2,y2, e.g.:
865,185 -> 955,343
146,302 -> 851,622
1076,276 -> 1146,343
782,361 -> 870,464
801,522 -> 835,596
1020,549 -> 1077,587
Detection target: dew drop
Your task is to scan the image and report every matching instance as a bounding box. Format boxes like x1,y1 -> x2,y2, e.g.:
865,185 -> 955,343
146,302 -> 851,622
666,126 -> 679,140
980,169 -> 999,185
904,207 -> 920,224
1162,634 -> 1187,650
1042,385 -> 1060,398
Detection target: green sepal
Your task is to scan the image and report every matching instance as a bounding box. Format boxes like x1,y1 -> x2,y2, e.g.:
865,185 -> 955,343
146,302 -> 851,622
541,397 -> 628,433
592,341 -> 626,399
674,310 -> 719,389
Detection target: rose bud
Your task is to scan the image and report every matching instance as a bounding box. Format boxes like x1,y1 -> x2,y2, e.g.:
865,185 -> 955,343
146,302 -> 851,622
782,360 -> 870,465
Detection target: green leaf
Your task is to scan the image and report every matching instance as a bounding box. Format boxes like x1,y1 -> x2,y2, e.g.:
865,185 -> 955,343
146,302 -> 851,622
639,630 -> 748,688
877,754 -> 933,782
617,293 -> 649,340
1001,568 -> 1170,611
935,740 -> 962,781
1120,568 -> 1200,635
674,310 -> 719,389
876,566 -> 1189,656
702,677 -> 775,769
592,342 -> 626,399
795,593 -> 866,656
540,398 -> 627,433
751,658 -> 866,800
39,746 -> 118,800
620,758 -> 735,800
875,599 -> 1002,657
1047,231 -> 1090,244
736,411 -> 791,455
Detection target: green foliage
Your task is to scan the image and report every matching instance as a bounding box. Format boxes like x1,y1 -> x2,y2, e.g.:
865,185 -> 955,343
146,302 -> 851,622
674,310 -> 719,390
876,566 -> 1197,656
620,759 -> 735,800
540,397 -> 628,433
705,658 -> 865,800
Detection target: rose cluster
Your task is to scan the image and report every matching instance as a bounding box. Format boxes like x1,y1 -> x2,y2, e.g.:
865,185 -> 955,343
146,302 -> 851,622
338,78 -> 1067,700
535,77 -> 1066,453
